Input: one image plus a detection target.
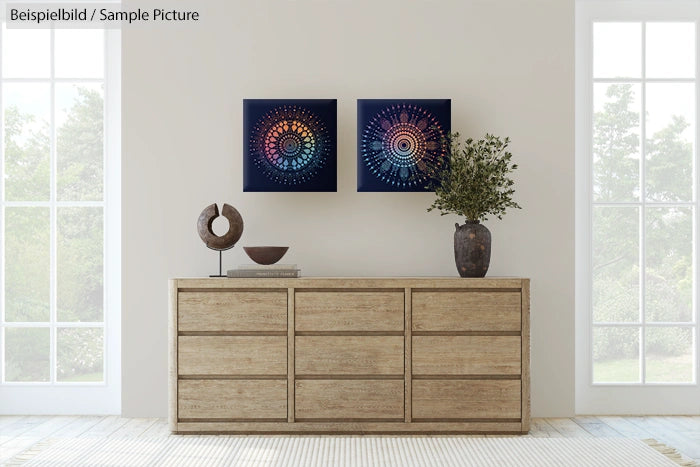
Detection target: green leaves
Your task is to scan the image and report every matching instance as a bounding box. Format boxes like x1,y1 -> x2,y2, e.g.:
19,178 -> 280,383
427,132 -> 521,222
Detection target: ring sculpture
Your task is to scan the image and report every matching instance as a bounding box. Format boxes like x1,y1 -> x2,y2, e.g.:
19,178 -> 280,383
197,203 -> 244,276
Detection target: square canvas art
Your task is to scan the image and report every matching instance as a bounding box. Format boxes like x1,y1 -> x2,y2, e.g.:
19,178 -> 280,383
244,99 -> 337,192
357,99 -> 451,192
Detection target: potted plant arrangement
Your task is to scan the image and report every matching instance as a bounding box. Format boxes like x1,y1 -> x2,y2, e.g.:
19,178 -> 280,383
428,133 -> 521,277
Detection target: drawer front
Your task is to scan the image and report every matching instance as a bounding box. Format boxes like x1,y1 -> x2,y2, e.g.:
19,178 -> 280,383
178,291 -> 286,332
295,380 -> 403,420
178,380 -> 287,420
295,291 -> 404,331
413,336 -> 521,375
412,291 -> 521,332
412,380 -> 521,419
296,336 -> 404,375
178,336 -> 286,375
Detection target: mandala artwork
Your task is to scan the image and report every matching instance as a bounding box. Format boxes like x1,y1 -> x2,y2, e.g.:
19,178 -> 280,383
244,99 -> 337,192
357,99 -> 451,192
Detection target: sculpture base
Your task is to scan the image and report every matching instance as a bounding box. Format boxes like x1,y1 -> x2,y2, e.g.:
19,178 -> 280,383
209,249 -> 228,277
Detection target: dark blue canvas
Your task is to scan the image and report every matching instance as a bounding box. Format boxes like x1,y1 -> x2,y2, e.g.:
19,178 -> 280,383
244,99 -> 337,192
357,99 -> 451,192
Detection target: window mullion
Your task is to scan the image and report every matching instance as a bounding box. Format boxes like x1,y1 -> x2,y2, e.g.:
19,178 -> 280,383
695,18 -> 700,384
0,21 -> 5,385
588,18 -> 595,388
593,77 -> 696,84
632,20 -> 697,386
102,29 -> 108,384
49,27 -> 57,385
2,201 -> 105,207
593,322 -> 696,327
640,21 -> 647,385
593,201 -> 697,205
2,77 -> 104,84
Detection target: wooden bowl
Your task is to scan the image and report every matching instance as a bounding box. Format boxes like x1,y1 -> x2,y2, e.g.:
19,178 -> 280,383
243,246 -> 289,265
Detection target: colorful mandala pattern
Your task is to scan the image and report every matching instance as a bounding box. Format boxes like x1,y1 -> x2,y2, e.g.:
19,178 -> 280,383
360,104 -> 447,189
249,105 -> 330,185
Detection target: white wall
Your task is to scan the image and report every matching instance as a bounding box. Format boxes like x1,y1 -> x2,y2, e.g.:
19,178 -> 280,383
122,0 -> 574,417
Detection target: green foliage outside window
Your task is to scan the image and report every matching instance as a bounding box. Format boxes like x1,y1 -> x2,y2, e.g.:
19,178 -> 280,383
593,84 -> 692,364
4,86 -> 105,382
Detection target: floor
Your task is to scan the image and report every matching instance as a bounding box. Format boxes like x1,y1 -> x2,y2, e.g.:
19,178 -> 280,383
1,416 -> 699,464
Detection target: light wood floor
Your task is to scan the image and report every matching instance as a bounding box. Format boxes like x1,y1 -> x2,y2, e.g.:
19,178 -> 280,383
1,416 -> 699,464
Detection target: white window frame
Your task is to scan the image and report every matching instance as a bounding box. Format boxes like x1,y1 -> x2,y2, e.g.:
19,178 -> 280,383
0,17 -> 121,413
576,0 -> 700,414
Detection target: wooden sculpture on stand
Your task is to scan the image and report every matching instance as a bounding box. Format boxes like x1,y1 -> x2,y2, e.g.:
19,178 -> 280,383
197,203 -> 244,277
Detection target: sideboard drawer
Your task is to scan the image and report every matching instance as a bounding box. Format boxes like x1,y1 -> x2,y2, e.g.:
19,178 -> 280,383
295,291 -> 404,331
413,336 -> 521,375
296,336 -> 404,375
178,291 -> 287,332
412,380 -> 521,420
295,380 -> 403,420
178,336 -> 287,375
178,380 -> 287,420
412,291 -> 521,332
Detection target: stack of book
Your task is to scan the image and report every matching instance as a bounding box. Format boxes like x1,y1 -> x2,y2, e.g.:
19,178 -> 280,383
227,264 -> 300,278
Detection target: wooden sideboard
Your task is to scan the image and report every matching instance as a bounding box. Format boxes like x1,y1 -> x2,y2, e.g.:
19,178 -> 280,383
169,277 -> 530,434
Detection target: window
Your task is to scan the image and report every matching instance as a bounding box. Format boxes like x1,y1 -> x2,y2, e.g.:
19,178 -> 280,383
0,21 -> 120,413
576,1 -> 700,414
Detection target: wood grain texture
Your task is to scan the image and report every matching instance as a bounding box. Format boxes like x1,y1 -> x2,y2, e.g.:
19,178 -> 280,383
176,277 -> 524,289
413,336 -> 521,375
178,336 -> 286,375
295,336 -> 404,375
178,291 -> 286,331
178,375 -> 284,380
287,288 -> 295,423
170,277 -> 530,435
168,281 -> 178,431
412,291 -> 521,332
404,287 -> 412,423
521,279 -> 531,432
174,420 -> 522,434
412,380 -> 521,419
295,380 -> 403,419
572,416 -> 623,438
178,380 -> 287,419
545,418 -> 593,438
295,291 -> 404,331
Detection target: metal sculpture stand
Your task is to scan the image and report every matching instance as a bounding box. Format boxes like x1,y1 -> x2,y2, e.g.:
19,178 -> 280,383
209,246 -> 234,278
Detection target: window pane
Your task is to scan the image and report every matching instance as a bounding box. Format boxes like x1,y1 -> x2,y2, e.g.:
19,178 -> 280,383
594,23 -> 641,78
3,83 -> 51,201
645,327 -> 693,383
55,30 -> 104,78
645,83 -> 695,202
56,84 -> 104,201
646,23 -> 695,78
1,26 -> 50,78
593,207 -> 639,323
4,207 -> 50,322
5,327 -> 50,382
645,207 -> 693,323
593,327 -> 640,383
57,327 -> 103,382
57,207 -> 104,322
594,83 -> 641,202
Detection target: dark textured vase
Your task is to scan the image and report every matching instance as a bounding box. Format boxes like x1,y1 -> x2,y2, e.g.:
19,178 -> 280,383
454,221 -> 491,278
